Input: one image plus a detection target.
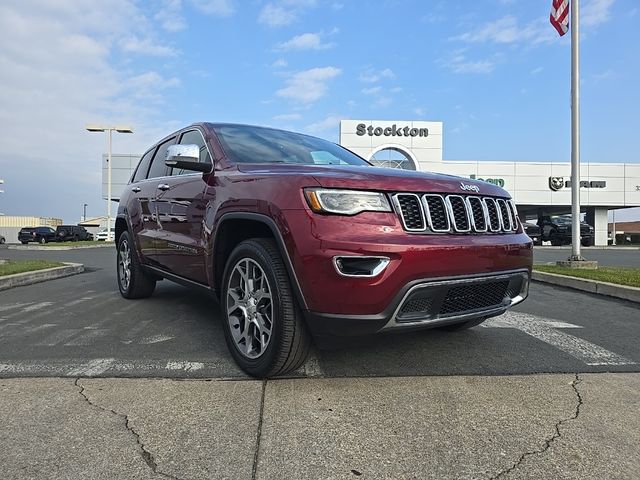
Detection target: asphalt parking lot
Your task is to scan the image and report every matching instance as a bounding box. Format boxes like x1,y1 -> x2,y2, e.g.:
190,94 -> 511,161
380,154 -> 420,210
0,246 -> 638,379
534,245 -> 640,267
1,246 -> 639,480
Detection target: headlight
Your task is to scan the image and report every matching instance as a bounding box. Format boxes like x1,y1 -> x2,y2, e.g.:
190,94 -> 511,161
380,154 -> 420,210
304,188 -> 392,215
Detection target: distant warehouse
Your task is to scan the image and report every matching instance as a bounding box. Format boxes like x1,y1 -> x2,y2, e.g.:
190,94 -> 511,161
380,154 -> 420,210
0,216 -> 62,244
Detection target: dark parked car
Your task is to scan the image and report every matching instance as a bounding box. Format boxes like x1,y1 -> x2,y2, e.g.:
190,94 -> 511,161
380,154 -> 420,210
56,225 -> 92,242
18,227 -> 57,244
523,223 -> 542,246
538,216 -> 594,246
116,123 -> 533,377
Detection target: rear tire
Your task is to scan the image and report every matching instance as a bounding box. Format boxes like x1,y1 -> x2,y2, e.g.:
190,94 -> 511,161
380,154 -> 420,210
117,231 -> 156,299
439,317 -> 487,331
21,241 -> 28,245
221,238 -> 311,378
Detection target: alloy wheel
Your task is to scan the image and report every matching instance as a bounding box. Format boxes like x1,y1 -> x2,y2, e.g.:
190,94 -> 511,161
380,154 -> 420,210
226,258 -> 274,359
118,239 -> 131,291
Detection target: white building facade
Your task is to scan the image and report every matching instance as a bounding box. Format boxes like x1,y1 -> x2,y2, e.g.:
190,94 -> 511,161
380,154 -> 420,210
340,119 -> 640,246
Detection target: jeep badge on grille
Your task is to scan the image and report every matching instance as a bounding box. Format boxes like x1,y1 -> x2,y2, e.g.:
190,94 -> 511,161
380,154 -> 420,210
459,182 -> 480,193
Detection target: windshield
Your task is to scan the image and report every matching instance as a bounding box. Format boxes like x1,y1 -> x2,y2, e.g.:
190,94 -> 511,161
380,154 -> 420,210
214,125 -> 370,166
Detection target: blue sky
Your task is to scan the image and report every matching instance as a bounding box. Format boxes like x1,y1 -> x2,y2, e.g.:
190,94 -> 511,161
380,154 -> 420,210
0,0 -> 638,222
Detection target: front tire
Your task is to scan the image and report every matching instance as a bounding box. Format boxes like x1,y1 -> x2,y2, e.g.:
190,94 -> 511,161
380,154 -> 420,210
221,238 -> 311,378
39,237 -> 46,244
117,231 -> 156,299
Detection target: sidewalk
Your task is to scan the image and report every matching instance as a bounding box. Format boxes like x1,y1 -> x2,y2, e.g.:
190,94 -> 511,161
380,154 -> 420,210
1,373 -> 638,479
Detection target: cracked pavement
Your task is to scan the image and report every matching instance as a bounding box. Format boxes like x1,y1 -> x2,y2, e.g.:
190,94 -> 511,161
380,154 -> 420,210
0,373 -> 638,479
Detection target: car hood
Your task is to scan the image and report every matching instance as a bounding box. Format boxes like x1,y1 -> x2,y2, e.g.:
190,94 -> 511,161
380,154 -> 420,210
236,164 -> 510,197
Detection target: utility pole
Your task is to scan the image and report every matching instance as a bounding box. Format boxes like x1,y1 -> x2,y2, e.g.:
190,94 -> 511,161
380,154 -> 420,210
85,125 -> 133,241
0,179 -> 4,216
556,0 -> 597,268
569,0 -> 582,261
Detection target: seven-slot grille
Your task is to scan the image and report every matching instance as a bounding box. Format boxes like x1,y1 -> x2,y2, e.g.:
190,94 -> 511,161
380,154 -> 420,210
393,193 -> 518,234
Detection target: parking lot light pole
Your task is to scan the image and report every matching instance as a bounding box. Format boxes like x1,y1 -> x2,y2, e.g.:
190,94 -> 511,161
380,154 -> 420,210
85,125 -> 133,241
83,203 -> 88,222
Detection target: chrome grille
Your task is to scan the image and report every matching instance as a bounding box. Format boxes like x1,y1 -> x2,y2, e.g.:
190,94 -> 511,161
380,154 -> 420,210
484,198 -> 501,231
466,197 -> 487,232
423,195 -> 450,232
447,195 -> 471,232
394,194 -> 425,231
393,193 -> 517,234
496,199 -> 513,230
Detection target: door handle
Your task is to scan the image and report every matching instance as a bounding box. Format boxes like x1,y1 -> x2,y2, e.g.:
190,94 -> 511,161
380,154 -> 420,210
132,187 -> 141,193
157,183 -> 170,191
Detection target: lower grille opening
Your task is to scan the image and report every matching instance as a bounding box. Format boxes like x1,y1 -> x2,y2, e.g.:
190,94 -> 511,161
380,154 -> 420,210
395,274 -> 526,323
440,281 -> 509,315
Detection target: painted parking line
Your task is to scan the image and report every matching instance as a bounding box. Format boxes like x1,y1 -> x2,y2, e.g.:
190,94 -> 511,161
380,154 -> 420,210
484,312 -> 635,366
0,359 -> 240,377
0,302 -> 35,313
67,358 -> 116,376
166,361 -> 204,372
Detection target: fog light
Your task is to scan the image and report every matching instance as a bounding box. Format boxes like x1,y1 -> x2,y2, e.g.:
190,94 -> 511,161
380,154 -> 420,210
333,256 -> 390,277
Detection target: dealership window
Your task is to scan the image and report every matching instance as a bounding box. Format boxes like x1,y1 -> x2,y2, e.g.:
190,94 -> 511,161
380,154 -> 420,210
370,147 -> 416,170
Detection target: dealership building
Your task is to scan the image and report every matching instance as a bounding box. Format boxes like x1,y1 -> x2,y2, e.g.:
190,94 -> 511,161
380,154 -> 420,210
101,119 -> 640,247
340,120 -> 640,246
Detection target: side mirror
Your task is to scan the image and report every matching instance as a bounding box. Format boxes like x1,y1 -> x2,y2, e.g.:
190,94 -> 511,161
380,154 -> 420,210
165,144 -> 213,173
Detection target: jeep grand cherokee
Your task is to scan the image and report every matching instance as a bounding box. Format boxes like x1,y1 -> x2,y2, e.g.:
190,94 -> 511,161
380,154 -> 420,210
116,123 -> 533,377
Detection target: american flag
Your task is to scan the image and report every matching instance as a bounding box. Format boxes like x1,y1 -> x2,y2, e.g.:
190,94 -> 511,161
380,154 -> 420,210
550,0 -> 569,36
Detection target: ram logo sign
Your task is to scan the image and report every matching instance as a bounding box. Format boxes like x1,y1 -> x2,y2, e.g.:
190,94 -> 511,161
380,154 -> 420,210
549,177 -> 565,191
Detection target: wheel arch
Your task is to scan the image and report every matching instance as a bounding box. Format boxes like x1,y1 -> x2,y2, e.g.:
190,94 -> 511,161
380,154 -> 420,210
212,213 -> 308,310
115,216 -> 128,245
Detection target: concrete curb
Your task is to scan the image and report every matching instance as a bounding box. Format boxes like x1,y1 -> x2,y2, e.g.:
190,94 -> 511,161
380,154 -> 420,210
7,244 -> 113,251
0,263 -> 84,291
532,270 -> 640,304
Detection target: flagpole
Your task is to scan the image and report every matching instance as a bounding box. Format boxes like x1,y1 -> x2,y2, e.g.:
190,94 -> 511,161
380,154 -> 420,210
569,0 -> 582,260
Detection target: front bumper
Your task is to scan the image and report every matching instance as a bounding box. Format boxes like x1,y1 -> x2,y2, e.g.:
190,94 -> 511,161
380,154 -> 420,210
303,269 -> 530,336
283,210 -> 533,310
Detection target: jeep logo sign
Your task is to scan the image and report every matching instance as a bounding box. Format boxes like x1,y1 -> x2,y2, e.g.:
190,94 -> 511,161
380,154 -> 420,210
460,182 -> 480,193
469,174 -> 505,188
356,123 -> 429,138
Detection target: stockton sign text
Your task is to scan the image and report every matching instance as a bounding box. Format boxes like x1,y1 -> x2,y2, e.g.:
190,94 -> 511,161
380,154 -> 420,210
356,123 -> 429,138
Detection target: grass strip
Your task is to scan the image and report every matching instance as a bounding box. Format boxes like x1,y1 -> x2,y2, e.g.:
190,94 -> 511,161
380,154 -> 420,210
41,240 -> 110,247
534,265 -> 640,288
0,260 -> 64,276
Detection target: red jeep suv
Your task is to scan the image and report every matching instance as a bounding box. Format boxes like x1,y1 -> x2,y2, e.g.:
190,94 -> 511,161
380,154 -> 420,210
116,123 -> 532,377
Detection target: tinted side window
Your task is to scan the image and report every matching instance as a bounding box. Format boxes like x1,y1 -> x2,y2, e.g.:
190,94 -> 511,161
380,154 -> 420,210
132,149 -> 155,183
147,137 -> 175,179
171,130 -> 211,176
